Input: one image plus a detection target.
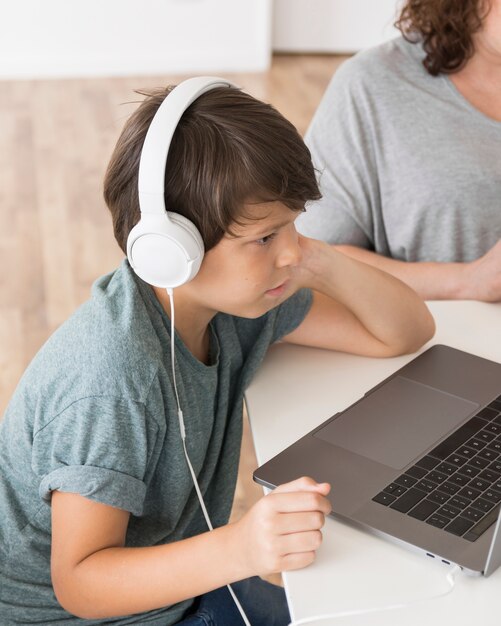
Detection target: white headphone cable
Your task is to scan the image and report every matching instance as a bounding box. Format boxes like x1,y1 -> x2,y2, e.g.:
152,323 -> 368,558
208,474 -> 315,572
166,288 -> 252,626
287,562 -> 462,625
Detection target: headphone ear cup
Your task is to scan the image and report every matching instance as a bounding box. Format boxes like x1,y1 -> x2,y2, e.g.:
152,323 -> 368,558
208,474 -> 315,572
126,213 -> 204,289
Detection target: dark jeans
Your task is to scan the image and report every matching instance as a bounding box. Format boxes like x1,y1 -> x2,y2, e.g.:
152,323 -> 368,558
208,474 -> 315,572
177,576 -> 291,626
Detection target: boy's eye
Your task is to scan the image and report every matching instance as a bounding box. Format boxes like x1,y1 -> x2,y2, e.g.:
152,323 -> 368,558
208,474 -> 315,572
255,232 -> 277,246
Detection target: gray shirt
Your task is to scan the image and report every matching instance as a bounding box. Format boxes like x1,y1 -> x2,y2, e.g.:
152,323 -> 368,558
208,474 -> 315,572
0,260 -> 312,625
297,36 -> 501,263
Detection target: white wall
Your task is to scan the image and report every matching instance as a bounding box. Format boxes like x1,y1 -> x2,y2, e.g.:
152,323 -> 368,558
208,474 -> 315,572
0,0 -> 403,79
0,0 -> 272,79
273,0 -> 401,53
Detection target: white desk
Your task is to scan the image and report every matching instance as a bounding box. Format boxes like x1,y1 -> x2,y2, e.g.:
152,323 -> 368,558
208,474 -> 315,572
246,301 -> 501,625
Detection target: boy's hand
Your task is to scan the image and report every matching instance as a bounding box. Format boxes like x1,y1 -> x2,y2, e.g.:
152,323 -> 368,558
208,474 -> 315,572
232,476 -> 331,577
290,235 -> 332,291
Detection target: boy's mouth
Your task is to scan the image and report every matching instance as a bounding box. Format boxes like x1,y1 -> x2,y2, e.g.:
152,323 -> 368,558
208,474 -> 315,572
265,281 -> 289,297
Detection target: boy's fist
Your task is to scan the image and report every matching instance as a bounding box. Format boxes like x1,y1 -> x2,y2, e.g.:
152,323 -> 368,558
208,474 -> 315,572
232,476 -> 332,577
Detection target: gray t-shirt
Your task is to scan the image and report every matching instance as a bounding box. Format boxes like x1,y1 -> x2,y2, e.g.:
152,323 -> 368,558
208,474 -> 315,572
297,36 -> 501,262
0,260 -> 312,625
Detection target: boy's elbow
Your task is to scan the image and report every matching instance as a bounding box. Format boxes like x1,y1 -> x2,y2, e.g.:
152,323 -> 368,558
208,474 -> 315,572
414,306 -> 436,351
52,566 -> 101,620
393,307 -> 436,357
52,580 -> 84,619
423,309 -> 436,343
377,305 -> 435,358
54,591 -> 103,620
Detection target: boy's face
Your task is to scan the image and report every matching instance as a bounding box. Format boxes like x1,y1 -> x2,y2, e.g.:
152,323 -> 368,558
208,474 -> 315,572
187,200 -> 302,319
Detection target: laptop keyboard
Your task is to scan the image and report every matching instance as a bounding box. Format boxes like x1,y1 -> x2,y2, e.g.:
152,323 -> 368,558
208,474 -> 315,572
373,395 -> 501,541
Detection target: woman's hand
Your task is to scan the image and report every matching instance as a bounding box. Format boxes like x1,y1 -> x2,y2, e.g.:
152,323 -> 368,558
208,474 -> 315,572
462,239 -> 501,302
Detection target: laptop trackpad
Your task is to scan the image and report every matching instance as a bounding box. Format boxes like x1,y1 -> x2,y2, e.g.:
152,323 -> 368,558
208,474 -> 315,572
314,376 -> 479,470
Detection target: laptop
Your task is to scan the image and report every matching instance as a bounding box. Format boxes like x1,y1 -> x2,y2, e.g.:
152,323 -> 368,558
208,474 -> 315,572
253,344 -> 501,577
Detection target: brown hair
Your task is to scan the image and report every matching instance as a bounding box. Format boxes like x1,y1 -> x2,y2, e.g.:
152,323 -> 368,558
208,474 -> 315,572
104,86 -> 321,254
395,0 -> 491,76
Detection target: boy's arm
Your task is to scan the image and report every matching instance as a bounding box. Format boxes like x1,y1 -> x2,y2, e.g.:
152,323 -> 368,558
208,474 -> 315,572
282,236 -> 435,357
331,240 -> 501,302
51,477 -> 331,619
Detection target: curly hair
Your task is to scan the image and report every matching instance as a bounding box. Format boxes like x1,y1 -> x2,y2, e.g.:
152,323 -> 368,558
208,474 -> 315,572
395,0 -> 491,76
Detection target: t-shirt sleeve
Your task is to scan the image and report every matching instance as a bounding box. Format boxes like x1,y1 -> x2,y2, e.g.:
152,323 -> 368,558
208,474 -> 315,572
32,395 -> 158,516
296,57 -> 387,253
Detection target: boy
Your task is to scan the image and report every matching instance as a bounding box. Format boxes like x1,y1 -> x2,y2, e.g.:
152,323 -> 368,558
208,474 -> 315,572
0,82 -> 435,625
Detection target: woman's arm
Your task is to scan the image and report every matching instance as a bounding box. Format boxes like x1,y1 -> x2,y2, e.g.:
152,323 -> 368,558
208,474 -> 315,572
283,236 -> 435,356
333,241 -> 501,302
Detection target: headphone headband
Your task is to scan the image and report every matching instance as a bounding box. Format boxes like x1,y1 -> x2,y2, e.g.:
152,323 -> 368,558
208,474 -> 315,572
138,76 -> 237,216
127,76 -> 239,289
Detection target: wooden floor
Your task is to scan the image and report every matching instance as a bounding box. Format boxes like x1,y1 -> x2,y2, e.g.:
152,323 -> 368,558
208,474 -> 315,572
0,53 -> 348,529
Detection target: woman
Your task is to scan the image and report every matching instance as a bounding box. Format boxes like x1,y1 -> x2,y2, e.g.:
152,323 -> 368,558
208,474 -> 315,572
297,0 -> 501,300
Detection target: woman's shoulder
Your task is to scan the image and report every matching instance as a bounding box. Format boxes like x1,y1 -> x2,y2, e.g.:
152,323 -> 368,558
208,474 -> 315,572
332,36 -> 427,90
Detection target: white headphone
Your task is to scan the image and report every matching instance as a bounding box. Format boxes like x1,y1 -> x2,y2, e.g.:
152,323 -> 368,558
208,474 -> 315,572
126,76 -> 238,288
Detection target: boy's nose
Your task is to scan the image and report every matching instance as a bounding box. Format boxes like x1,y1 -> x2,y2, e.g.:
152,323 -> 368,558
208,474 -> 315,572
276,228 -> 302,268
